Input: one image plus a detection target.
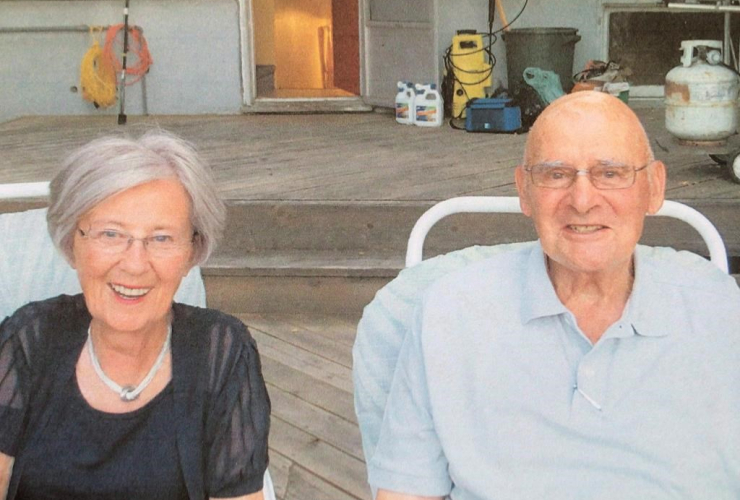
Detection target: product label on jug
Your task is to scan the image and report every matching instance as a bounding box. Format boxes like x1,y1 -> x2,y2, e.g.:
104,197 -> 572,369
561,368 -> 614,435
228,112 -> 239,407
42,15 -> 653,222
416,106 -> 437,122
396,104 -> 410,119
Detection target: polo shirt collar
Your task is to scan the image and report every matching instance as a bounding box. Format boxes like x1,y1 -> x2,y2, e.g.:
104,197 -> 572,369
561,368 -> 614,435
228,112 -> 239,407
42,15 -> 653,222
519,243 -> 671,338
520,241 -> 568,323
620,245 -> 671,338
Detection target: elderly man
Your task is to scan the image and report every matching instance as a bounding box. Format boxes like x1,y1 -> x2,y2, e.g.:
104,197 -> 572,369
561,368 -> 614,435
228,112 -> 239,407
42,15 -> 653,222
366,92 -> 740,499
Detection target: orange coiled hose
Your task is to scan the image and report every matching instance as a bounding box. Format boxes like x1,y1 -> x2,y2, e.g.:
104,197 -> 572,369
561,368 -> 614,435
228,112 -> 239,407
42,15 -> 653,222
102,23 -> 153,86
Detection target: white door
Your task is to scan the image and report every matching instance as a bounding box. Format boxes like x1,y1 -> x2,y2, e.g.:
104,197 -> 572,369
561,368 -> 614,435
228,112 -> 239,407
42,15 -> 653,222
362,0 -> 438,107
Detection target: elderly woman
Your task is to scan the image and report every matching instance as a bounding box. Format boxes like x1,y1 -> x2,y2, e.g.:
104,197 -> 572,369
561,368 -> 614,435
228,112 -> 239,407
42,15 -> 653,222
0,132 -> 270,499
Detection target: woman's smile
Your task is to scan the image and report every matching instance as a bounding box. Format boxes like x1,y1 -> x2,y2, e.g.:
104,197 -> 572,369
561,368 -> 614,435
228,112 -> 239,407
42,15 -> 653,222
109,283 -> 152,299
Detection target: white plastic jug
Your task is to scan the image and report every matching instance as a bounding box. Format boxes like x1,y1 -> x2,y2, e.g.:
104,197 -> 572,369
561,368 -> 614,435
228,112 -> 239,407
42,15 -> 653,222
395,81 -> 415,125
414,83 -> 443,127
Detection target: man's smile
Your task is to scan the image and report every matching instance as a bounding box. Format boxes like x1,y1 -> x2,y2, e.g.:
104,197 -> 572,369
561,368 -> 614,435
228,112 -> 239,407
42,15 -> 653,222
566,224 -> 607,234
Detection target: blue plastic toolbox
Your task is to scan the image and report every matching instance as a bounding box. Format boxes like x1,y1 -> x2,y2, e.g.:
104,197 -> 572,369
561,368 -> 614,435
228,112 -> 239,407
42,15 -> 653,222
465,98 -> 522,132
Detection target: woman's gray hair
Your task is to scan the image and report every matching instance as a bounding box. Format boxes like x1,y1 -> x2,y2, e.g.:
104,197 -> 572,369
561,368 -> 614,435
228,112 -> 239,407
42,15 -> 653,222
47,130 -> 225,265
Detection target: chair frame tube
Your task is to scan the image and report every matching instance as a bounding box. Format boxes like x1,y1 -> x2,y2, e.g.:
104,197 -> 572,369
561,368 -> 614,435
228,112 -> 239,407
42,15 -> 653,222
405,196 -> 729,273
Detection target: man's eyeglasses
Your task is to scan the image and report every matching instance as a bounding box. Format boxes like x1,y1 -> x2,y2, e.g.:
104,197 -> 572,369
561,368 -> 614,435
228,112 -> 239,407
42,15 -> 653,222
78,226 -> 194,258
524,162 -> 650,190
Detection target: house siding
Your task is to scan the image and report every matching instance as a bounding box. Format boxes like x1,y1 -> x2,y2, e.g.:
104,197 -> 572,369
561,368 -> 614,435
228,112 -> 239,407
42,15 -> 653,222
0,0 -> 244,122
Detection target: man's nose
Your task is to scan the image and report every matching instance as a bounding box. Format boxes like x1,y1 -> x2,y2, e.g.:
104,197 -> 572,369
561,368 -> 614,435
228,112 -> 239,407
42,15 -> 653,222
569,171 -> 600,213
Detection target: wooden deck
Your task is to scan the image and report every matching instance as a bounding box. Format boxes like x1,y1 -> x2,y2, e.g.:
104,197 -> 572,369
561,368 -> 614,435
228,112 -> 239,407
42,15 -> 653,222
1,109 -> 739,499
1,109 -> 739,201
237,313 -> 370,500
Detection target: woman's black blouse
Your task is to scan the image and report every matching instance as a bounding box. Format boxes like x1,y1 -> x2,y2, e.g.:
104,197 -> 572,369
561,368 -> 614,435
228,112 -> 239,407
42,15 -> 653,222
0,294 -> 271,500
16,380 -> 188,500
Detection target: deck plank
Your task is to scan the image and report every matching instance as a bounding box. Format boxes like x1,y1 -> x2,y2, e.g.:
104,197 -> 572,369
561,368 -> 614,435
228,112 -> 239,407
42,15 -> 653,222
276,313 -> 360,348
250,329 -> 353,393
244,313 -> 354,368
268,382 -> 364,460
259,356 -> 357,424
283,464 -> 361,500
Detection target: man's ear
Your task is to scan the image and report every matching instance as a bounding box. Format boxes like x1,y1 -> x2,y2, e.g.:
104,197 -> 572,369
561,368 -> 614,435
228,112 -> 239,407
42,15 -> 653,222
515,165 -> 533,217
646,160 -> 666,215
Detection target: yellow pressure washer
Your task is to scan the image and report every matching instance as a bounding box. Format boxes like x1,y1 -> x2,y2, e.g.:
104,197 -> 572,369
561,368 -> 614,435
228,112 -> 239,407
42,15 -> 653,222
447,31 -> 493,119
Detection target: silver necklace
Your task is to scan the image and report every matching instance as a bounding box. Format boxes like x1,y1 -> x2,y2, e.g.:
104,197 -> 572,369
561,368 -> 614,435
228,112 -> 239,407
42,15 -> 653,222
87,325 -> 171,402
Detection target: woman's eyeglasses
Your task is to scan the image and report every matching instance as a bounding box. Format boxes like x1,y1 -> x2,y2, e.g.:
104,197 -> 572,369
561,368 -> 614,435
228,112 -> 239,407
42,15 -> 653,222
78,226 -> 194,257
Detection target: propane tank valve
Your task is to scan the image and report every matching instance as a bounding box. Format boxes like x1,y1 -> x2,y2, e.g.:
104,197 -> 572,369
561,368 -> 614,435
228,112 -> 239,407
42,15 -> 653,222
706,49 -> 723,65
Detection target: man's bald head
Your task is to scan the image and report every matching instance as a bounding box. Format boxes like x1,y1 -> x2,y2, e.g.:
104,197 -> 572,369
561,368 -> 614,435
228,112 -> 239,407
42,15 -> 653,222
523,92 -> 654,167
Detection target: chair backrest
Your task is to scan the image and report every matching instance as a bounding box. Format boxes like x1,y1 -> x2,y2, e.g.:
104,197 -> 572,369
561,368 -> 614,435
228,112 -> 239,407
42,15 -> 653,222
354,195 -> 730,473
0,181 -> 50,200
405,196 -> 729,272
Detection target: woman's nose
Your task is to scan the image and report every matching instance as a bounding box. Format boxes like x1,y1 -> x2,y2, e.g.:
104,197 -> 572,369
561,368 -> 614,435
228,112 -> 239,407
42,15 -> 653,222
118,239 -> 151,272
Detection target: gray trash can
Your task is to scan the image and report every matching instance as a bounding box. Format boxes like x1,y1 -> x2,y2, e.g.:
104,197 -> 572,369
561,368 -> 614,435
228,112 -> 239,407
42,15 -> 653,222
503,28 -> 581,95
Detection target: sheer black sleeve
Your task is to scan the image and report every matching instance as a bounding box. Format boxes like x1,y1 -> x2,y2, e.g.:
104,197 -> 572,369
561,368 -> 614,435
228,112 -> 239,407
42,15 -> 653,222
204,318 -> 270,498
0,305 -> 43,456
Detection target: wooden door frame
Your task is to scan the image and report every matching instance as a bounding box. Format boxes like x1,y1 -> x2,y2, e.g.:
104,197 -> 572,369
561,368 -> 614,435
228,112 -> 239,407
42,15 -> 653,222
238,0 -> 257,107
238,0 -> 367,107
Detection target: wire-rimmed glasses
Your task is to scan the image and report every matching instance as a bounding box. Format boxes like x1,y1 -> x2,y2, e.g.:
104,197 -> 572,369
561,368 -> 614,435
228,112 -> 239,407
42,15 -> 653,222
78,225 -> 194,258
524,162 -> 650,190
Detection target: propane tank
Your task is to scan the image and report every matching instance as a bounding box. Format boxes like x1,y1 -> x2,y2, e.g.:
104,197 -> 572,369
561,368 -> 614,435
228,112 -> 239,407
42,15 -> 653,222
665,40 -> 739,144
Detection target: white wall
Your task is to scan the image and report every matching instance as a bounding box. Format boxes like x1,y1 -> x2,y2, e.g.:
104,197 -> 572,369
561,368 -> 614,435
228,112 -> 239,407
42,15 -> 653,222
0,0 -> 244,122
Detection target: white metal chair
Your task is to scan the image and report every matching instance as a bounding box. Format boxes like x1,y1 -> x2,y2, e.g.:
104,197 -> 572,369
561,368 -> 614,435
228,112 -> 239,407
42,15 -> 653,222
0,181 -> 276,500
353,196 -> 730,496
405,196 -> 729,272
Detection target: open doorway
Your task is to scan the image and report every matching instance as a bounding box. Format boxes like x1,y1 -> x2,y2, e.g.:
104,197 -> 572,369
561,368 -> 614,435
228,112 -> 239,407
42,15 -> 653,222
253,0 -> 360,99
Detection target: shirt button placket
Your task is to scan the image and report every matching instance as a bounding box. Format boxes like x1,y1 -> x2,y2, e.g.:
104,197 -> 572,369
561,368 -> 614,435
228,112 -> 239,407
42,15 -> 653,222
573,352 -> 606,419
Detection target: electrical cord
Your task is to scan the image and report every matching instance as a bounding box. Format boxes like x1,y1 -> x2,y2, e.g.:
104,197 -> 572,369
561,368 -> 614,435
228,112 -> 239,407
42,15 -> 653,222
491,0 -> 529,36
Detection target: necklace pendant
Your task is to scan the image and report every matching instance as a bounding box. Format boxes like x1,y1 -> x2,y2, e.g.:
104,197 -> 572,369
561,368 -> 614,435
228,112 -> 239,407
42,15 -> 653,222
88,324 -> 171,404
120,385 -> 139,402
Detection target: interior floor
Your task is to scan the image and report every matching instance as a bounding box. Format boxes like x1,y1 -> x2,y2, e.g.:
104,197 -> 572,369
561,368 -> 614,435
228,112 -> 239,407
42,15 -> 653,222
258,88 -> 356,99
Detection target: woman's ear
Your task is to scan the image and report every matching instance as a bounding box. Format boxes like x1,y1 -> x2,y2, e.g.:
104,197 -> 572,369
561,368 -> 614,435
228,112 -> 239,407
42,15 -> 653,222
67,240 -> 78,269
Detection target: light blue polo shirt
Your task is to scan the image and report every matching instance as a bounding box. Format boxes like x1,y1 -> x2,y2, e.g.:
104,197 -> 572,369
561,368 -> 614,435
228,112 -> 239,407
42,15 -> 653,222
368,242 -> 740,499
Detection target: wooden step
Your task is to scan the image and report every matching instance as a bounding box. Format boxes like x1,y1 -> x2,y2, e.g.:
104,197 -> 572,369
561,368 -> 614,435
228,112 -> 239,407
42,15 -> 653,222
209,199 -> 740,269
202,199 -> 740,314
204,274 -> 389,316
